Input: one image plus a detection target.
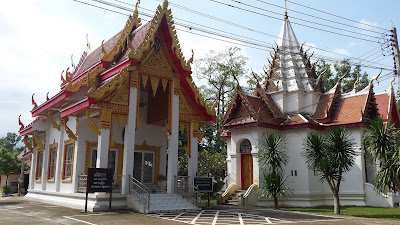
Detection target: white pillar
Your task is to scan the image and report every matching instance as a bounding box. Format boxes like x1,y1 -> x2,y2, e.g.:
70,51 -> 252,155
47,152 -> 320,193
167,79 -> 179,193
121,86 -> 138,195
96,109 -> 112,168
28,147 -> 37,190
72,118 -> 83,193
55,123 -> 65,192
97,129 -> 110,168
188,121 -> 198,187
41,133 -> 50,190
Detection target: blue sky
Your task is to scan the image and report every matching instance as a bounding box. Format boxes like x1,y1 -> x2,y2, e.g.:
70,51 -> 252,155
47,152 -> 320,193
1,0 -> 399,137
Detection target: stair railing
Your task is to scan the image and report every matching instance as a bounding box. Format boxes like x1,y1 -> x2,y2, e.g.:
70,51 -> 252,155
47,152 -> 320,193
129,175 -> 151,211
175,176 -> 199,206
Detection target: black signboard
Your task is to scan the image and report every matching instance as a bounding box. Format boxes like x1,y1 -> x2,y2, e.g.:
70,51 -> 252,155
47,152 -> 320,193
194,177 -> 213,192
84,168 -> 113,213
87,168 -> 113,193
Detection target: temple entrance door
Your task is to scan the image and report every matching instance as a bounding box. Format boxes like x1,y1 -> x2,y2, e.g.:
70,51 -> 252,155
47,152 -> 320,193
133,151 -> 155,184
241,154 -> 253,190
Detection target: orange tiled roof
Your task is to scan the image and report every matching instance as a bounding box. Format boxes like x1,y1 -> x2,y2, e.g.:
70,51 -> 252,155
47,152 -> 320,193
375,93 -> 389,121
328,94 -> 368,126
313,93 -> 335,119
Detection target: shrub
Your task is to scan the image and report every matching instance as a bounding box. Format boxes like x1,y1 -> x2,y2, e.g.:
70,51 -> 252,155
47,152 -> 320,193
2,185 -> 11,195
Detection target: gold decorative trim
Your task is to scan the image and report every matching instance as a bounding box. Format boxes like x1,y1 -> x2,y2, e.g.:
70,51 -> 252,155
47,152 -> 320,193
88,67 -> 131,100
47,141 -> 58,182
24,135 -> 33,151
62,139 -> 75,182
110,141 -> 124,185
99,108 -> 112,130
102,5 -> 141,63
33,131 -> 45,151
135,141 -> 160,185
86,109 -> 100,135
66,66 -> 106,93
186,77 -> 216,116
48,111 -> 60,131
85,141 -> 98,174
128,3 -> 193,72
65,122 -> 77,141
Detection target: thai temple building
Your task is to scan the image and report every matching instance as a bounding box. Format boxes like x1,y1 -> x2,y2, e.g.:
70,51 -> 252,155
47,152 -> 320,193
222,10 -> 400,207
18,0 -> 216,212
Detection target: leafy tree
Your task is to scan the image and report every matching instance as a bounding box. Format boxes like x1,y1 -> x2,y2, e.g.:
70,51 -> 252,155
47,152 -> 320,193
0,148 -> 21,186
0,132 -> 23,153
303,127 -> 356,214
258,133 -> 292,209
363,117 -> 400,193
316,59 -> 369,93
195,46 -> 248,118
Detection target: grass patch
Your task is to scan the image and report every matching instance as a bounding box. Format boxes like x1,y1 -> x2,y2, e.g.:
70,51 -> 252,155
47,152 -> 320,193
281,206 -> 400,220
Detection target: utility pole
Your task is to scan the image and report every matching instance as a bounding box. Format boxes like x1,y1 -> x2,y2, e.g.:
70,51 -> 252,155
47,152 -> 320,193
391,27 -> 400,88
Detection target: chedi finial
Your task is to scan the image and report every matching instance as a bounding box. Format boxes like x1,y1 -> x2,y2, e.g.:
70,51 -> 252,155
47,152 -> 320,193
284,0 -> 288,19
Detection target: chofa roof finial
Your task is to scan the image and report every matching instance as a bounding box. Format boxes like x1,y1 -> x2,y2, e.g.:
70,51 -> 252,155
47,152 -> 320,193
353,72 -> 359,91
133,0 -> 140,18
163,0 -> 168,9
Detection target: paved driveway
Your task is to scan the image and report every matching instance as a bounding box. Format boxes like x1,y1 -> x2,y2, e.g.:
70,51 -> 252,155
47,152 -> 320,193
1,197 -> 399,225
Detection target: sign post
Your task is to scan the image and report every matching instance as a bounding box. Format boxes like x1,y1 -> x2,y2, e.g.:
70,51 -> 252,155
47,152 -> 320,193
85,168 -> 113,213
194,177 -> 213,207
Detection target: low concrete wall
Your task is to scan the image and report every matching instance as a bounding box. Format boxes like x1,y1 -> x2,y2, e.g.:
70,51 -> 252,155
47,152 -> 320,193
241,184 -> 258,206
25,189 -> 127,212
364,183 -> 394,208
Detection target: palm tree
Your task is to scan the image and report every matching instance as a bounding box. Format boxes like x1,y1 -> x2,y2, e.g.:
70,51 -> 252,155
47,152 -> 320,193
303,127 -> 355,215
363,117 -> 400,193
258,133 -> 292,209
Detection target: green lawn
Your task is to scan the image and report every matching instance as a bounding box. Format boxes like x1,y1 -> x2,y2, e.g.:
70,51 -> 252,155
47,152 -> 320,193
281,206 -> 400,220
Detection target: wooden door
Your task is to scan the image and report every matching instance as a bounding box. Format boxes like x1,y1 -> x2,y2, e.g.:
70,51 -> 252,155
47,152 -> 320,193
241,154 -> 253,190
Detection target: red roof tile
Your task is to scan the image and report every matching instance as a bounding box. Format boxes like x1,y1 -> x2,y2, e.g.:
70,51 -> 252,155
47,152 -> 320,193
313,93 -> 334,119
375,93 -> 389,120
329,95 -> 367,125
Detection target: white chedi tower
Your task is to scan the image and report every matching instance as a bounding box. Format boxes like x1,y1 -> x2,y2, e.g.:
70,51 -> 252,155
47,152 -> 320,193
264,13 -> 322,115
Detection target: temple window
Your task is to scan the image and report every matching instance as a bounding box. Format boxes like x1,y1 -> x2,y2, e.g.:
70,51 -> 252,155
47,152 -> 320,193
47,147 -> 57,181
63,143 -> 74,181
240,139 -> 252,154
36,151 -> 44,181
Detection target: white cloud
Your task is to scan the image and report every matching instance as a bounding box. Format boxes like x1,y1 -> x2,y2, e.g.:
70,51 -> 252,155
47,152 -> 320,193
0,0 -> 100,137
332,48 -> 351,57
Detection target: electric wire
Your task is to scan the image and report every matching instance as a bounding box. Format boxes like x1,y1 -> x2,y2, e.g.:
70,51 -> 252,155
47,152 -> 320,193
72,0 -> 397,117
132,0 -> 390,68
72,0 -> 394,71
254,0 -> 383,35
228,0 -> 380,39
210,0 -> 380,43
285,0 -> 388,31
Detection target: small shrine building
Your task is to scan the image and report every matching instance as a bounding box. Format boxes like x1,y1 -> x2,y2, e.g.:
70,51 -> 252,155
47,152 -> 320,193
19,0 -> 215,212
222,10 -> 400,207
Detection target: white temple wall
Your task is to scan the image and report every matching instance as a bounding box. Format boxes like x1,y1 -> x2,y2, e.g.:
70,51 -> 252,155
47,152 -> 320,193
285,92 -> 300,114
302,92 -> 320,115
281,129 -> 312,197
230,127 -> 259,190
59,117 -> 77,194
272,93 -> 284,113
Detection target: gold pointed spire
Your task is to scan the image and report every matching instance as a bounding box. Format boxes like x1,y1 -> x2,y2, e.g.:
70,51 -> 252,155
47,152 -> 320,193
133,0 -> 140,19
163,0 -> 168,9
370,69 -> 382,84
353,72 -> 359,90
390,77 -> 395,91
86,34 -> 91,52
284,0 -> 288,19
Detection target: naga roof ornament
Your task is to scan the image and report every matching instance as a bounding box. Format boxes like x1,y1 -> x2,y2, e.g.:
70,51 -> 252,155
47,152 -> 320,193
31,94 -> 38,110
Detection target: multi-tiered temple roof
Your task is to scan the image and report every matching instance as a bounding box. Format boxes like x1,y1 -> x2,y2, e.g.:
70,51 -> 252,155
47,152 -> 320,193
223,13 -> 399,133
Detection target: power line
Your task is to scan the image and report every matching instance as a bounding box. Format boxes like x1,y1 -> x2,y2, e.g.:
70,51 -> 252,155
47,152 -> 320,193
228,0 -> 381,40
285,0 -> 388,31
210,0 -> 380,43
73,0 -> 394,71
71,0 -> 396,117
254,0 -> 383,35
157,0 -> 391,68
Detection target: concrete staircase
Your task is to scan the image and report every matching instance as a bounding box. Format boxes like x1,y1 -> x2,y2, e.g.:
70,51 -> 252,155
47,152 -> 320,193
225,190 -> 246,205
127,193 -> 200,213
